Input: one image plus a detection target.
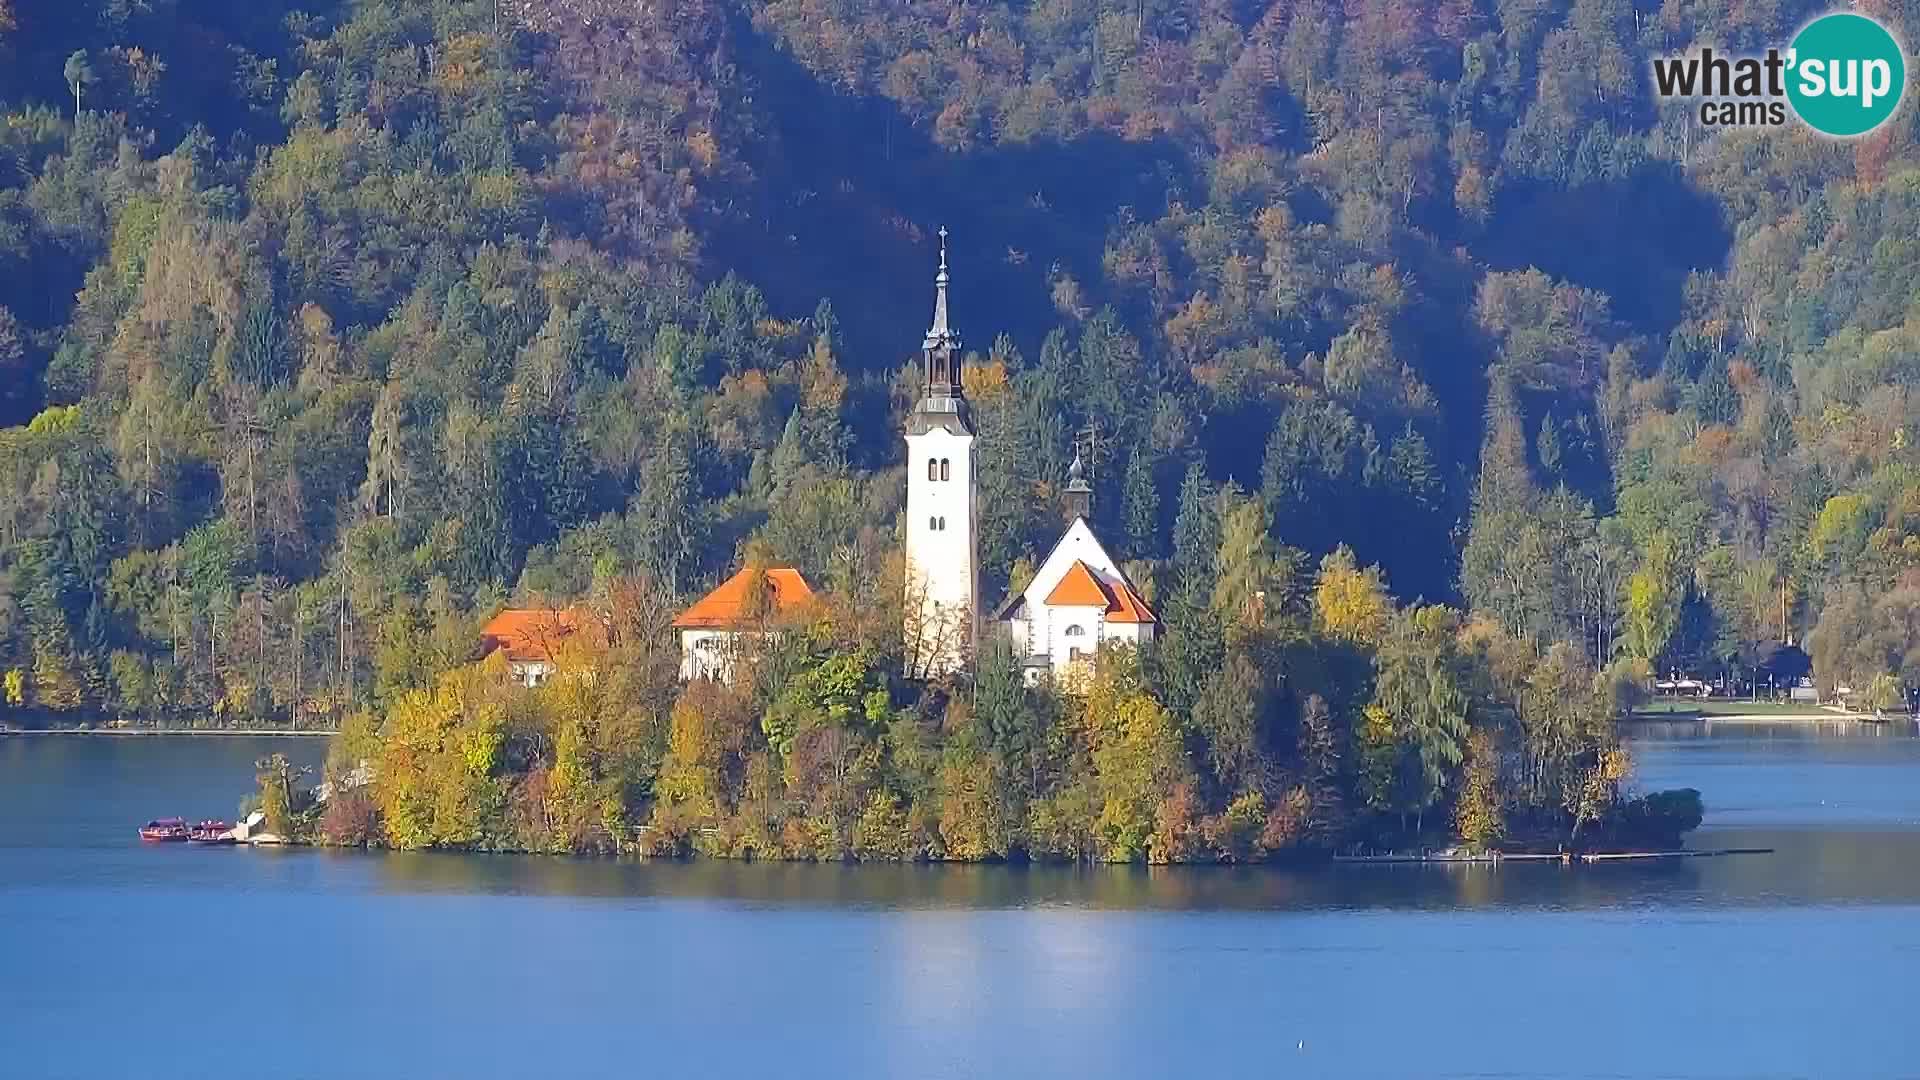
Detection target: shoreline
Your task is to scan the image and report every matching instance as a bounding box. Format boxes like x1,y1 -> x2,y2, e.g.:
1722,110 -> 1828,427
1623,711 -> 1891,725
0,727 -> 336,737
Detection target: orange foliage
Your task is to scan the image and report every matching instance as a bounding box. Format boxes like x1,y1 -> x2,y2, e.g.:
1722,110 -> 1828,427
435,32 -> 494,95
1691,425 -> 1735,465
961,358 -> 1009,401
1727,358 -> 1760,394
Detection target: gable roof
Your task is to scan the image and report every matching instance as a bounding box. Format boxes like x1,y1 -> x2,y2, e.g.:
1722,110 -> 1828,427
1105,579 -> 1157,624
672,567 -> 816,629
994,517 -> 1158,626
1045,561 -> 1113,607
1041,559 -> 1158,623
480,608 -> 582,664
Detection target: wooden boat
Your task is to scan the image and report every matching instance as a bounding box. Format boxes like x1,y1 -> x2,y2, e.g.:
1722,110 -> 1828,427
188,820 -> 237,845
138,818 -> 189,842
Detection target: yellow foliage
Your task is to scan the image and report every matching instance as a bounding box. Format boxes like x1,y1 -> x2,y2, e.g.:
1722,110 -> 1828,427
1088,689 -> 1189,862
1454,730 -> 1505,851
961,358 -> 1010,401
25,405 -> 80,436
937,751 -> 1008,860
435,32 -> 495,94
687,129 -> 719,171
655,696 -> 724,818
853,792 -> 915,860
1253,203 -> 1293,243
372,673 -> 509,849
470,170 -> 526,215
798,337 -> 848,412
1314,546 -> 1392,646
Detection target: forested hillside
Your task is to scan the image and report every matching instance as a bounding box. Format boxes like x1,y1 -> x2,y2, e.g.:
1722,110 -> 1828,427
0,0 -> 1913,856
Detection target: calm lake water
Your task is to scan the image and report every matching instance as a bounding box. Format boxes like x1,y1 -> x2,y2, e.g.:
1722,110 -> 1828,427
4,724 -> 1920,1079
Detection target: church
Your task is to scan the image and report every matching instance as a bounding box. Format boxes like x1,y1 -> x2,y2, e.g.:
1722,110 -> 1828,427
903,229 -> 1157,683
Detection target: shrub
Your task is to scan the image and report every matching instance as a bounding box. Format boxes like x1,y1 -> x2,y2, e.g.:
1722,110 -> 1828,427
319,790 -> 381,847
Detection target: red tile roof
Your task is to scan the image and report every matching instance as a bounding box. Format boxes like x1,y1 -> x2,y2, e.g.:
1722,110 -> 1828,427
672,567 -> 816,629
1106,579 -> 1157,624
1041,560 -> 1157,624
1045,561 -> 1113,608
479,608 -> 582,664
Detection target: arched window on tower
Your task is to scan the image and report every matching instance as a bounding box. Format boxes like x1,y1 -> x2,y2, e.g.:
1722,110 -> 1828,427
939,458 -> 950,481
928,459 -> 938,481
1064,624 -> 1087,637
937,516 -> 947,530
929,516 -> 938,531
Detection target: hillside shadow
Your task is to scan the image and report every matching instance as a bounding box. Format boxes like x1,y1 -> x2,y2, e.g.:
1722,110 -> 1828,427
1473,162 -> 1733,335
708,20 -> 1193,373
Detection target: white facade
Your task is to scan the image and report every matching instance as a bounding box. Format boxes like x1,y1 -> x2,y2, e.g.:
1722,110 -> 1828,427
678,627 -> 789,684
904,426 -> 978,675
678,628 -> 735,682
509,660 -> 556,688
998,518 -> 1156,687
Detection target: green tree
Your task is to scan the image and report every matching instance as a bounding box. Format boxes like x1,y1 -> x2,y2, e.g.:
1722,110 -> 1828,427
1624,533 -> 1683,667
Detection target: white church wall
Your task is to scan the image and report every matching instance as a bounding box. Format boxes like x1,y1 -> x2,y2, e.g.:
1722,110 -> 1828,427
904,426 -> 978,675
1044,605 -> 1106,671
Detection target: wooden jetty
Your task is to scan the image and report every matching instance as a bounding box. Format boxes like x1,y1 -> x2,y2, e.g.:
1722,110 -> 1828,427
1577,848 -> 1772,863
1334,848 -> 1773,865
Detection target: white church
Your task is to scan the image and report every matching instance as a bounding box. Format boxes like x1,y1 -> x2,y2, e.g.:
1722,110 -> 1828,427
904,229 -> 1157,685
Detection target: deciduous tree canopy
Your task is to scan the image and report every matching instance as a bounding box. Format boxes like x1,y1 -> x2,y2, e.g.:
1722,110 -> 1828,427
0,0 -> 1894,856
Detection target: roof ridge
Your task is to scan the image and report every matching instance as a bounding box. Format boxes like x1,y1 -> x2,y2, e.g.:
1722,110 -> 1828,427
672,565 -> 816,629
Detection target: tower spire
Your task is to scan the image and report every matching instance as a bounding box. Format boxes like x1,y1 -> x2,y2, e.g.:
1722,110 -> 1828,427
924,225 -> 957,351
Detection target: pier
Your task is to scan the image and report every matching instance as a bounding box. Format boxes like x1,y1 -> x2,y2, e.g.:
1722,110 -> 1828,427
1333,848 -> 1774,865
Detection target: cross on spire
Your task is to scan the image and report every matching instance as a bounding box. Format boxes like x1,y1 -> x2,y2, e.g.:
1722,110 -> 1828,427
924,224 -> 959,353
909,223 -> 969,432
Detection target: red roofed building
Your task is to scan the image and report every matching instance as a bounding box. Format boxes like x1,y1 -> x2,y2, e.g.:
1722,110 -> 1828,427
992,453 -> 1157,688
672,567 -> 816,682
479,608 -> 583,688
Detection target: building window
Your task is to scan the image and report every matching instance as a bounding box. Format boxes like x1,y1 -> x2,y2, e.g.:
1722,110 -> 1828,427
939,458 -> 951,481
929,516 -> 938,531
938,516 -> 947,530
1064,624 -> 1086,637
928,458 -> 939,481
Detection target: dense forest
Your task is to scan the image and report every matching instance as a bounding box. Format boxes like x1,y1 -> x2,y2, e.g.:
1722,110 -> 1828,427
0,0 -> 1911,858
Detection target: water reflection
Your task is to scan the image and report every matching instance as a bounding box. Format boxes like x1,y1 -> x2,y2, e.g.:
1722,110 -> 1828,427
332,826 -> 1920,911
9,729 -> 1920,1080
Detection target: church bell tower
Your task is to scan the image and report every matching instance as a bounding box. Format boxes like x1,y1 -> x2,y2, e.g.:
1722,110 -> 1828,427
903,227 -> 979,676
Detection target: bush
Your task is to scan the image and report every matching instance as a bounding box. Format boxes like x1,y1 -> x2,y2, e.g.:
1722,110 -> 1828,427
319,789 -> 381,847
1615,787 -> 1705,848
1599,656 -> 1653,715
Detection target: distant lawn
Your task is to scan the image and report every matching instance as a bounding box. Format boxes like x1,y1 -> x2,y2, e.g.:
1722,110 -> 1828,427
1630,699 -> 1838,719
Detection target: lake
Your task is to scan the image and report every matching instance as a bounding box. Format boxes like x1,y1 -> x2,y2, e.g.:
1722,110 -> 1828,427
3,723 -> 1919,1079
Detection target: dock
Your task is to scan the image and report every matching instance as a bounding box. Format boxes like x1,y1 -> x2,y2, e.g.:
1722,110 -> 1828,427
1334,848 -> 1774,865
1576,848 -> 1773,862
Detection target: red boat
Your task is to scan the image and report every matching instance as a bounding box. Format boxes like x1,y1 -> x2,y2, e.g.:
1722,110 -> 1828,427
138,818 -> 189,842
188,820 -> 236,845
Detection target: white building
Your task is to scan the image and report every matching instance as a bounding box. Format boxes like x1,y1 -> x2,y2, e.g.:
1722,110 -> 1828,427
903,226 -> 979,677
992,455 -> 1157,686
673,566 -> 817,683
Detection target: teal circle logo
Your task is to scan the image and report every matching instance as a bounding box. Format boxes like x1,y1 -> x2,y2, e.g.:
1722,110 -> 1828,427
1786,13 -> 1906,137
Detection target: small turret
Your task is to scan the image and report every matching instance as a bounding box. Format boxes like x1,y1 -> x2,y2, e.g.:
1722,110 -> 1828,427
1064,450 -> 1092,522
